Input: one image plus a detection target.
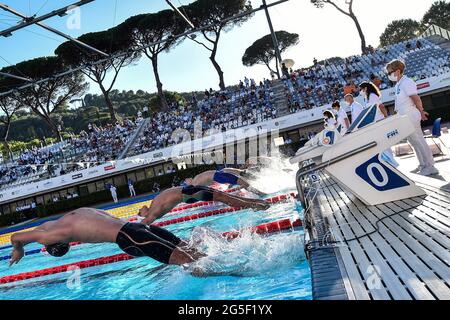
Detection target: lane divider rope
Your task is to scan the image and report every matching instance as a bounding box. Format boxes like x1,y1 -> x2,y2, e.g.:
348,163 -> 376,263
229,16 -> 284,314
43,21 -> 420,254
0,217 -> 302,284
0,188 -> 244,246
0,193 -> 297,260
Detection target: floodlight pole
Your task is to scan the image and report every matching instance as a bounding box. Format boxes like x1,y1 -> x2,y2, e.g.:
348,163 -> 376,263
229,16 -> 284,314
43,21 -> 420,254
0,2 -> 109,57
0,72 -> 32,82
262,0 -> 283,79
166,0 -> 195,29
0,0 -> 290,97
0,0 -> 94,36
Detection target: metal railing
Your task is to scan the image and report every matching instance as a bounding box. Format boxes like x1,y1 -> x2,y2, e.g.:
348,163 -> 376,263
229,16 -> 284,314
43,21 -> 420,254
422,24 -> 450,41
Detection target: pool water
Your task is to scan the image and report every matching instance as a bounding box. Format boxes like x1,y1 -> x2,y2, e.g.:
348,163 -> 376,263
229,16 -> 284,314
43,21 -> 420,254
0,161 -> 312,300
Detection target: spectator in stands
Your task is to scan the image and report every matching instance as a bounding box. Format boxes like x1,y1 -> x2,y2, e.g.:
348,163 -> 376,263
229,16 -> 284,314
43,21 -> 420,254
344,81 -> 358,96
359,82 -> 388,121
370,74 -> 382,89
143,106 -> 149,118
332,101 -> 350,133
282,63 -> 289,78
344,94 -> 364,124
128,179 -> 136,198
386,59 -> 439,176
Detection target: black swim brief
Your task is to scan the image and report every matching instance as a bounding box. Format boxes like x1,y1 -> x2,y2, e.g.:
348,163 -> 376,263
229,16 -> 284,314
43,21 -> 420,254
181,185 -> 215,204
116,223 -> 181,264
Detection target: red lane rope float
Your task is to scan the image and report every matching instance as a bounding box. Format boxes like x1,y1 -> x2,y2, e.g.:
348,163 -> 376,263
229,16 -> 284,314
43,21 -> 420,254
0,254 -> 134,284
222,218 -> 303,240
0,217 -> 302,284
2,193 -> 297,258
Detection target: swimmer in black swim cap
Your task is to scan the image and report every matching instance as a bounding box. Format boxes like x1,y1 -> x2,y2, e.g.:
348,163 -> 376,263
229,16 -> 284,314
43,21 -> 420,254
45,243 -> 70,257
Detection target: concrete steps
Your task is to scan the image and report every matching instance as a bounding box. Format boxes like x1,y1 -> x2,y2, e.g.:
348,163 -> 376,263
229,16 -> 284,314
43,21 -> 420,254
271,79 -> 289,116
426,35 -> 450,52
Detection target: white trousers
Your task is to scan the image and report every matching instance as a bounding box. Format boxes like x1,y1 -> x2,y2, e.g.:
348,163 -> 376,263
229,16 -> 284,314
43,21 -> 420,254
407,120 -> 435,168
129,186 -> 136,197
111,191 -> 118,203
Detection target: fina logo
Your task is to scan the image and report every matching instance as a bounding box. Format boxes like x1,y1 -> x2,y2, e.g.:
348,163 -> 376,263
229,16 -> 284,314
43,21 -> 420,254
387,129 -> 399,139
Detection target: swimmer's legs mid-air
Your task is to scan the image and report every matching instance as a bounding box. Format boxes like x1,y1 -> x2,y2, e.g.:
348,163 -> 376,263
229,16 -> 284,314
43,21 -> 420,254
184,170 -> 267,197
139,185 -> 271,225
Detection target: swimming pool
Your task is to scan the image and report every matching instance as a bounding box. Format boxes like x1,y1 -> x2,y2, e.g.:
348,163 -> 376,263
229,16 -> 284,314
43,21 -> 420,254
0,167 -> 311,300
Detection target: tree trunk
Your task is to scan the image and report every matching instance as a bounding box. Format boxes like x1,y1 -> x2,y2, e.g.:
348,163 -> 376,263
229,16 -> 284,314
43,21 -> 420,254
1,120 -> 13,160
97,78 -> 118,123
351,14 -> 368,54
151,56 -> 168,110
264,62 -> 277,75
50,121 -> 63,142
210,43 -> 226,91
36,113 -> 63,142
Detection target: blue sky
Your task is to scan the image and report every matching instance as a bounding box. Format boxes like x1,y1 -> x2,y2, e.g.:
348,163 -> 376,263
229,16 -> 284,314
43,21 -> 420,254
0,0 -> 438,97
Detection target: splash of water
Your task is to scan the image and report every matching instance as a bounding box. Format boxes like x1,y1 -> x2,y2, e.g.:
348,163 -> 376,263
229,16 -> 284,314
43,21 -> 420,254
184,226 -> 305,277
245,155 -> 298,194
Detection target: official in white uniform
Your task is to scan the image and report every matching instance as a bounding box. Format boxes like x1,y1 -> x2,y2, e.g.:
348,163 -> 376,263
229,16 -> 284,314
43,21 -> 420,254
386,60 -> 438,176
128,179 -> 136,198
332,101 -> 350,135
359,81 -> 397,166
109,184 -> 118,203
323,110 -> 337,129
344,94 -> 364,124
359,81 -> 388,122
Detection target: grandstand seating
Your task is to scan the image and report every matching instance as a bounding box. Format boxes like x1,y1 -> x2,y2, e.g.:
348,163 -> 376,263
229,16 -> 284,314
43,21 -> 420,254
127,80 -> 277,156
1,36 -> 449,191
286,37 -> 450,113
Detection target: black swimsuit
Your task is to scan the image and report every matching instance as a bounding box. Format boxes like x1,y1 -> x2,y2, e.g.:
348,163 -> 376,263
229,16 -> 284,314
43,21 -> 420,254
181,185 -> 215,204
116,223 -> 181,264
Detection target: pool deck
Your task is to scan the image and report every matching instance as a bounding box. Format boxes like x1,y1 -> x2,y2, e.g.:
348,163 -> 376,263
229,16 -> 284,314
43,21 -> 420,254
305,156 -> 450,300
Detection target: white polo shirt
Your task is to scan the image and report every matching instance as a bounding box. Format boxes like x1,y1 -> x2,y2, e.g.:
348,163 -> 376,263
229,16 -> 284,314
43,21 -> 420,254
364,93 -> 385,122
350,101 -> 364,124
336,108 -> 349,130
395,76 -> 421,123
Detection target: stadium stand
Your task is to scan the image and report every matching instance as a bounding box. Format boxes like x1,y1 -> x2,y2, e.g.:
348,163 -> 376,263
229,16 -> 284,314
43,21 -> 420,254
285,37 -> 450,114
1,36 -> 449,191
127,79 -> 277,156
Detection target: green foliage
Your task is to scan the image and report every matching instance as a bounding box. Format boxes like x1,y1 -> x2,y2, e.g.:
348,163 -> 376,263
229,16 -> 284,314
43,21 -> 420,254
422,0 -> 450,30
379,19 -> 421,47
242,31 -> 299,71
185,0 -> 253,33
149,91 -> 187,112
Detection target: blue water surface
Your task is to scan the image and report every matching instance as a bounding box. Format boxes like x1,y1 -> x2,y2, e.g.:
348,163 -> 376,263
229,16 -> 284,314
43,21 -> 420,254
0,190 -> 311,300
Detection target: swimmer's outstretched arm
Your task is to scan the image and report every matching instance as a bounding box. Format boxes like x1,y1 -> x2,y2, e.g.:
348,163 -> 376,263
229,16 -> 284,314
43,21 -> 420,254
140,194 -> 179,225
10,231 -> 43,266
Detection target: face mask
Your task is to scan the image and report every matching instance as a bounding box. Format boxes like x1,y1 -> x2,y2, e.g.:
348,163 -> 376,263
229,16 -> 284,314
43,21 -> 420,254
388,73 -> 398,82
